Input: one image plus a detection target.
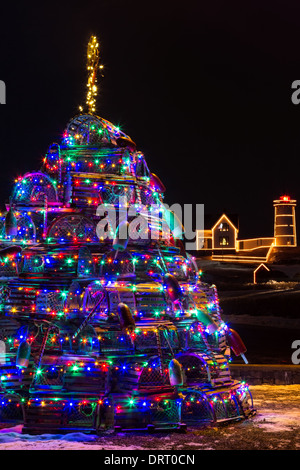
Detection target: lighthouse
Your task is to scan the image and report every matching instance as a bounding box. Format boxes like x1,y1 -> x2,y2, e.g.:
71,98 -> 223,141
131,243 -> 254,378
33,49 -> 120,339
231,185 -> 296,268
273,195 -> 297,247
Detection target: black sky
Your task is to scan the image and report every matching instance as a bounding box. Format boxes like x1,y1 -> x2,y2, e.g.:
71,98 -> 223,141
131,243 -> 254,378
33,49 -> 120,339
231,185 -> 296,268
0,0 -> 300,239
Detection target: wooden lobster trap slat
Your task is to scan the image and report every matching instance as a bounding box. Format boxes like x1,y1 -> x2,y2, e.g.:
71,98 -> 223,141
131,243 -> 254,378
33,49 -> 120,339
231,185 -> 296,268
62,360 -> 109,394
97,391 -> 184,433
23,391 -> 102,434
0,392 -> 25,423
113,355 -> 171,393
0,360 -> 34,392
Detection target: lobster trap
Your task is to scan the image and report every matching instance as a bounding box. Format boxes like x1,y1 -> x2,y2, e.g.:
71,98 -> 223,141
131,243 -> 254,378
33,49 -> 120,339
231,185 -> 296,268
97,391 -> 184,433
22,391 -> 102,434
180,381 -> 255,426
175,351 -> 232,388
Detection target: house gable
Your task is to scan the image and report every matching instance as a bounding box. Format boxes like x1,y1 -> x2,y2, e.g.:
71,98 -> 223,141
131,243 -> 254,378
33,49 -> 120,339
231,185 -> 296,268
212,214 -> 238,249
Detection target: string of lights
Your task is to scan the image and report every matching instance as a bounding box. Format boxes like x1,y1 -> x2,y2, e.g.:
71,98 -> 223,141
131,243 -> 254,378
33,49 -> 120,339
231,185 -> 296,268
0,36 -> 255,434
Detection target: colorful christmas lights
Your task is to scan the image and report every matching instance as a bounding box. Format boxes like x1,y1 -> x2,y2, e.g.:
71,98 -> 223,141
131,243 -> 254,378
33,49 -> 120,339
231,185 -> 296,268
0,36 -> 255,434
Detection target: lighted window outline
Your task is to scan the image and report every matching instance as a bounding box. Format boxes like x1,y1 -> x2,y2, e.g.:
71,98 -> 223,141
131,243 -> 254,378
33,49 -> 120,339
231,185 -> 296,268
219,236 -> 229,246
219,222 -> 229,232
196,230 -> 212,250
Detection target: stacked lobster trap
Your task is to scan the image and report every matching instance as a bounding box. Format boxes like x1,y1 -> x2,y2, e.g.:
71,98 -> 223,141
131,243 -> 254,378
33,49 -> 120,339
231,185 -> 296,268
0,37 -> 255,434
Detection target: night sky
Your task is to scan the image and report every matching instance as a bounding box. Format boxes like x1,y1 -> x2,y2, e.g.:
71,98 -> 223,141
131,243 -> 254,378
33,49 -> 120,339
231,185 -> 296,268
0,1 -> 300,239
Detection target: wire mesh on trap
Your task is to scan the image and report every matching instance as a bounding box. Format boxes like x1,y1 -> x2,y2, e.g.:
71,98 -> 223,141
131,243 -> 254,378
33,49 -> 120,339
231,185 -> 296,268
0,393 -> 25,423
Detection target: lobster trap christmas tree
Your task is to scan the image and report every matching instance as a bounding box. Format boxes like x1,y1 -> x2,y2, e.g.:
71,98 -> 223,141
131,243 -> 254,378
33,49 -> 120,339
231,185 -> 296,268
0,36 -> 255,434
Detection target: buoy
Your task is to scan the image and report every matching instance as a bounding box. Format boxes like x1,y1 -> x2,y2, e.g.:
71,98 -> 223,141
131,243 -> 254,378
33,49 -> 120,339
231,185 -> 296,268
5,207 -> 18,238
196,310 -> 218,334
64,171 -> 72,205
0,340 -> 5,365
46,143 -> 61,173
225,328 -> 248,364
117,302 -> 136,332
150,173 -> 166,193
116,136 -> 136,151
163,273 -> 183,302
16,341 -> 31,368
168,358 -> 183,386
162,207 -> 184,239
0,245 -> 22,257
112,221 -> 129,251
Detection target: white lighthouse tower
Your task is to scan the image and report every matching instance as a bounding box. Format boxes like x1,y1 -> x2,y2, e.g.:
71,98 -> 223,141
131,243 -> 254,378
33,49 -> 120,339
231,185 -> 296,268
273,195 -> 297,247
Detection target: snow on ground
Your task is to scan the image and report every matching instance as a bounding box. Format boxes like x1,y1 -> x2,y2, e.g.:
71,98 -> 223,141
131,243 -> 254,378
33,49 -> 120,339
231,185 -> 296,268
251,385 -> 300,432
1,385 -> 300,450
0,425 -> 143,450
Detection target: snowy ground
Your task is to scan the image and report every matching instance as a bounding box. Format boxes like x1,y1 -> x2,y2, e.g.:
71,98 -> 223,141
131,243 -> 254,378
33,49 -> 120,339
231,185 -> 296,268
1,384 -> 300,451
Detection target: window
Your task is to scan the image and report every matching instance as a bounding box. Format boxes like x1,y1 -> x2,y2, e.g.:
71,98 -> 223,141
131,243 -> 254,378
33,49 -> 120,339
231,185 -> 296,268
219,222 -> 229,231
219,236 -> 229,246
